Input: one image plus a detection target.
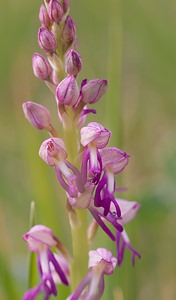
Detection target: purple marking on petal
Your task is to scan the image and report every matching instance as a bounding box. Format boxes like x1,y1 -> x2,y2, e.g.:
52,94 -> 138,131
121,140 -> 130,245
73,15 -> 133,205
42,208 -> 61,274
80,78 -> 88,90
22,283 -> 42,300
94,173 -> 121,218
116,231 -> 125,265
81,147 -> 102,186
82,108 -> 96,116
65,49 -> 82,76
81,79 -> 108,104
37,255 -> 43,277
98,151 -> 103,169
81,147 -> 90,185
103,210 -> 123,232
94,173 -> 106,207
43,273 -> 57,296
47,249 -> 69,285
115,231 -> 141,266
89,149 -> 102,184
89,208 -> 115,241
55,166 -> 70,193
115,187 -> 128,193
65,160 -> 84,193
110,196 -> 121,218
74,80 -> 86,107
126,243 -> 141,265
69,271 -> 92,300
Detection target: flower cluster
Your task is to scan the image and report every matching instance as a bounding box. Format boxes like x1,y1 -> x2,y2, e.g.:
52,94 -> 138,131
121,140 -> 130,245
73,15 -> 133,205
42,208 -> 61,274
22,0 -> 141,299
23,225 -> 70,300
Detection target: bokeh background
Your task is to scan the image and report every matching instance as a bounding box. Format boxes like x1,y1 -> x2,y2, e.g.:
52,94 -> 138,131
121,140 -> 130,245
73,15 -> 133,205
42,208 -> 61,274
0,0 -> 176,299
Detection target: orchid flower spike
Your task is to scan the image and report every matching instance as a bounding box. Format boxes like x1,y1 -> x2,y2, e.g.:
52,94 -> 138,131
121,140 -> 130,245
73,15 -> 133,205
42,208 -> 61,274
22,225 -> 70,300
39,137 -> 84,197
67,248 -> 117,300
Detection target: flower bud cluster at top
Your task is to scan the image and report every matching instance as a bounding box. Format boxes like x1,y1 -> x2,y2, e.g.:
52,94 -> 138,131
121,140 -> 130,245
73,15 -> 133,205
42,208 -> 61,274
22,1 -> 141,299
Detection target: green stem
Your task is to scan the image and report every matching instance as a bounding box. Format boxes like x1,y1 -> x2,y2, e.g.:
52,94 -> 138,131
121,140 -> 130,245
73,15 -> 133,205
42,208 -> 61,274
63,114 -> 88,292
28,202 -> 37,289
70,209 -> 88,291
106,0 -> 123,148
63,116 -> 79,162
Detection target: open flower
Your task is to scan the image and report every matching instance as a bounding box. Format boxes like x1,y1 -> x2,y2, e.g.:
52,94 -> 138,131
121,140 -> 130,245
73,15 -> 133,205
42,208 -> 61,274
80,122 -> 111,185
39,137 -> 84,197
22,225 -> 70,300
94,147 -> 130,217
67,248 -> 117,300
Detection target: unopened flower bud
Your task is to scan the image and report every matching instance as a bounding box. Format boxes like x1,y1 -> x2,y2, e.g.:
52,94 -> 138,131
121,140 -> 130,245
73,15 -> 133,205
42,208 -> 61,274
32,52 -> 52,80
81,79 -> 108,104
48,0 -> 64,23
62,15 -> 76,45
22,101 -> 51,130
65,49 -> 82,76
38,27 -> 57,53
39,4 -> 50,27
56,75 -> 79,106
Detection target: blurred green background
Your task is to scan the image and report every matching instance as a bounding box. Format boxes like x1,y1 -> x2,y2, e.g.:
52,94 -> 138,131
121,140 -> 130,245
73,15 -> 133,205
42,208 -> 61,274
0,0 -> 176,299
